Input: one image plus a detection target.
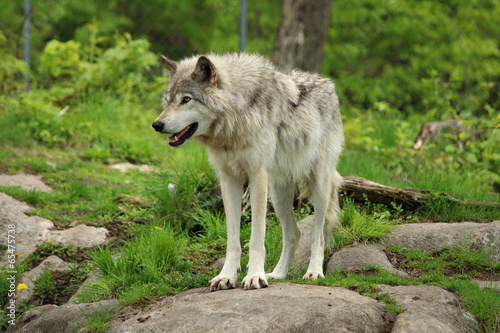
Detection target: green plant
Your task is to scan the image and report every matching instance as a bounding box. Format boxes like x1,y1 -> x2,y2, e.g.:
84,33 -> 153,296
77,302 -> 116,333
33,269 -> 55,299
88,224 -> 195,304
333,198 -> 396,250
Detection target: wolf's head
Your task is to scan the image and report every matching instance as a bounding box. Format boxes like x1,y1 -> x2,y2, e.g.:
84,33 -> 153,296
152,55 -> 220,148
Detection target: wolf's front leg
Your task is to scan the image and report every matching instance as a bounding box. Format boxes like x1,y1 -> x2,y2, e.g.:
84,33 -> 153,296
242,168 -> 269,290
209,174 -> 243,291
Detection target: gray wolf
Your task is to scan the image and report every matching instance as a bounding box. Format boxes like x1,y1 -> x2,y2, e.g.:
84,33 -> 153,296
152,53 -> 344,291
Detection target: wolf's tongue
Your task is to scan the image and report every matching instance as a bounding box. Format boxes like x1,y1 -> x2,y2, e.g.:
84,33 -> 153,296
169,124 -> 191,143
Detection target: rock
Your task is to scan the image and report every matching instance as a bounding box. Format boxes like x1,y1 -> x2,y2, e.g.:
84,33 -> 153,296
290,215 -> 315,271
6,300 -> 119,333
113,194 -> 150,208
0,174 -> 52,192
326,244 -> 407,276
109,283 -> 386,333
378,285 -> 477,333
211,257 -> 225,268
109,163 -> 156,173
383,221 -> 500,262
0,193 -> 109,266
46,224 -> 108,249
472,280 -> 500,290
16,256 -> 69,304
0,193 -> 54,266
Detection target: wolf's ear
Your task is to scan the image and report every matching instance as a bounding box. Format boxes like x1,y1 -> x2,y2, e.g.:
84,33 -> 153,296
192,56 -> 218,85
161,55 -> 178,76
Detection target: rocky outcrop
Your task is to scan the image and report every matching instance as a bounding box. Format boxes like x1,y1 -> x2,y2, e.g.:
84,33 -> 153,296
378,285 -> 477,333
383,221 -> 500,262
109,283 -> 386,333
5,300 -> 119,333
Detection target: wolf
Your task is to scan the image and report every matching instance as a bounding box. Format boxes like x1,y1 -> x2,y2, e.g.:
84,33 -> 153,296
152,53 -> 344,291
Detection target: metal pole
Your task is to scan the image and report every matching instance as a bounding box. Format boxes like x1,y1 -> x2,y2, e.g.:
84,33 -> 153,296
23,0 -> 31,91
239,0 -> 247,53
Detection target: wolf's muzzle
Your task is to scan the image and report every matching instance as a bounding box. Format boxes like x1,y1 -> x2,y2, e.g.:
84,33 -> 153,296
152,120 -> 165,132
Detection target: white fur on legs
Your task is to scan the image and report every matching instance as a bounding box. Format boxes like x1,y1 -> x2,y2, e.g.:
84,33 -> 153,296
303,169 -> 332,281
266,181 -> 300,280
242,168 -> 269,290
209,174 -> 243,291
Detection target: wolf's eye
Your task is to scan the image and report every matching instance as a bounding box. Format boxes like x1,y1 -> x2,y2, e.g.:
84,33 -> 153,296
181,96 -> 191,105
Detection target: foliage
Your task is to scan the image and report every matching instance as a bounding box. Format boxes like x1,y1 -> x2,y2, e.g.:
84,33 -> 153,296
80,225 -> 208,305
76,302 -> 116,333
33,268 -> 55,299
333,198 -> 398,250
325,0 -> 500,115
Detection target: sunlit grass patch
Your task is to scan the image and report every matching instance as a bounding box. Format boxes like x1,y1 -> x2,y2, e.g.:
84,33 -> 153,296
333,199 -> 398,250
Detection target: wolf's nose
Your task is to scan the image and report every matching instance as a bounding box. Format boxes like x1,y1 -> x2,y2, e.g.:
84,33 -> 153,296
152,120 -> 165,132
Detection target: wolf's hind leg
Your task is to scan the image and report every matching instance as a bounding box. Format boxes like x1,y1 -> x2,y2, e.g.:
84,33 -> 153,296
266,180 -> 300,280
209,174 -> 243,291
303,165 -> 332,281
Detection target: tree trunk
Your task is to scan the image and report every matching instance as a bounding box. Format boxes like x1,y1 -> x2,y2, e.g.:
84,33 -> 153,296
272,0 -> 332,73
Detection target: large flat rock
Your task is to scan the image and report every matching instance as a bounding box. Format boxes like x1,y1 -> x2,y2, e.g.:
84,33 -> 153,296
383,221 -> 500,262
0,193 -> 108,267
378,285 -> 477,333
46,224 -> 108,249
109,283 -> 386,333
0,193 -> 54,267
0,174 -> 52,192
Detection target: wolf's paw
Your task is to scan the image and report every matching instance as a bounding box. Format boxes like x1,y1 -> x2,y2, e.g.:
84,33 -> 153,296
242,274 -> 269,290
302,270 -> 324,281
209,275 -> 238,292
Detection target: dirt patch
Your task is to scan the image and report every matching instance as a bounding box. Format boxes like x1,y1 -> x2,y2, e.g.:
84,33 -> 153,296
41,271 -> 81,306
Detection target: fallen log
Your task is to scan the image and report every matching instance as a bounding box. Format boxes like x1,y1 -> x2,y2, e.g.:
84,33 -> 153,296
341,176 -> 499,209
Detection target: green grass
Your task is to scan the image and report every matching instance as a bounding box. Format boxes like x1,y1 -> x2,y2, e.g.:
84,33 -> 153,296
333,198 -> 398,250
390,240 -> 499,280
77,224 -> 210,305
77,302 -> 117,333
34,268 -> 55,299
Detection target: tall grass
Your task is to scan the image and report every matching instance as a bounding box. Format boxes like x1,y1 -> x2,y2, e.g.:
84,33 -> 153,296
91,224 -> 188,302
333,198 -> 397,250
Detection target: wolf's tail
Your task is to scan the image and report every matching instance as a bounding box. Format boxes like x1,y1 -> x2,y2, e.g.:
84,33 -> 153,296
324,170 -> 344,249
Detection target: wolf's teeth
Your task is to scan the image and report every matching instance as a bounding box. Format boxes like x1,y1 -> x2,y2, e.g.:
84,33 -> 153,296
174,136 -> 178,142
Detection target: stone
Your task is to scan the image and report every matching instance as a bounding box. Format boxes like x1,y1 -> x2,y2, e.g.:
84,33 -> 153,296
109,283 -> 386,333
109,163 -> 156,173
211,257 -> 225,268
326,244 -> 407,276
472,280 -> 500,290
378,285 -> 477,333
0,193 -> 54,266
383,221 -> 500,262
6,300 -> 119,333
0,193 -> 109,266
16,256 -> 69,304
290,215 -> 315,271
0,174 -> 52,192
46,224 -> 108,249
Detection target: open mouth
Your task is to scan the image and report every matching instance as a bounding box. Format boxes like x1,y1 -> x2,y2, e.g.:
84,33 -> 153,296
169,123 -> 198,147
